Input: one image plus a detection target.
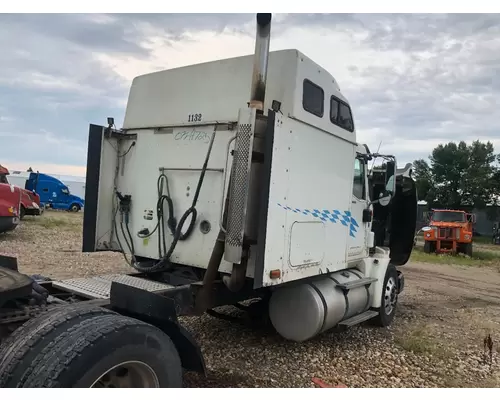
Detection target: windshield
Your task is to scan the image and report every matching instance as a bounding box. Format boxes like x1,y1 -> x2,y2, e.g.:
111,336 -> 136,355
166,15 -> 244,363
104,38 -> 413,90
61,187 -> 70,195
432,211 -> 466,223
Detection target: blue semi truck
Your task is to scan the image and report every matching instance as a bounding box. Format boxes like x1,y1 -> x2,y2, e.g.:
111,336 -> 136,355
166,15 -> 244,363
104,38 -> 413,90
8,171 -> 85,212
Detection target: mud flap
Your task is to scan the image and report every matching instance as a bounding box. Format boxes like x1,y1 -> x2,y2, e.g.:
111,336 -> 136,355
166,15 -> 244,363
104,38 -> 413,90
109,282 -> 206,374
0,256 -> 33,308
397,270 -> 405,294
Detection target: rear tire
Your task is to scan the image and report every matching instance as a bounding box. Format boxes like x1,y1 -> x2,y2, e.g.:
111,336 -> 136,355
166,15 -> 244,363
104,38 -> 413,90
1,310 -> 182,388
370,264 -> 399,327
0,303 -> 117,388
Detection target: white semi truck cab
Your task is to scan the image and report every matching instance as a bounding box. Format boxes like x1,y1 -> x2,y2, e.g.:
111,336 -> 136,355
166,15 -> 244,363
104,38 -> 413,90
81,13 -> 417,341
0,13 -> 417,388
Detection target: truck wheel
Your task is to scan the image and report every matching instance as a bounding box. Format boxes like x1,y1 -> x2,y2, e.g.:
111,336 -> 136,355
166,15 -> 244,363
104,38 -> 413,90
0,303 -> 118,388
69,203 -> 80,212
465,243 -> 473,257
19,206 -> 26,220
10,313 -> 182,388
370,264 -> 399,327
423,241 -> 431,253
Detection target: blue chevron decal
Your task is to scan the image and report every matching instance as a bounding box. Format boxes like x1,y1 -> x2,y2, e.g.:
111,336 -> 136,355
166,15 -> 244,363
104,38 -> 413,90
277,203 -> 360,238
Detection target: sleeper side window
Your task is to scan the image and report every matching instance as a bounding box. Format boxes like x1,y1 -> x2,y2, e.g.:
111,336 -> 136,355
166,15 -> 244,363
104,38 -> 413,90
330,97 -> 339,122
339,103 -> 354,132
330,95 -> 355,133
303,79 -> 324,118
353,158 -> 366,200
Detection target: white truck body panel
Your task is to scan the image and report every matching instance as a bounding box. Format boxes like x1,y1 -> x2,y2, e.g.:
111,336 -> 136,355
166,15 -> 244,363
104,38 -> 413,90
92,48 -> 395,291
259,113 -> 366,287
6,174 -> 28,190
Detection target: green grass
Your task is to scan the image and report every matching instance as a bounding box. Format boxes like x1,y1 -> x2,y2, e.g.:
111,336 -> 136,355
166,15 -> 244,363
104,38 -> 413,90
395,325 -> 451,357
410,246 -> 500,266
473,235 -> 495,245
25,213 -> 82,231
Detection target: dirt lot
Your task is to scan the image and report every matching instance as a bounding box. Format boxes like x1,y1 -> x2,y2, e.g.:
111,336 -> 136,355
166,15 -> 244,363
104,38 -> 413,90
1,211 -> 499,388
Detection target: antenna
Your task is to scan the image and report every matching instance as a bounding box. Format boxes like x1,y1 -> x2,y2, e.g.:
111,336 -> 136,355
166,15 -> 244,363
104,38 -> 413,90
369,140 -> 382,175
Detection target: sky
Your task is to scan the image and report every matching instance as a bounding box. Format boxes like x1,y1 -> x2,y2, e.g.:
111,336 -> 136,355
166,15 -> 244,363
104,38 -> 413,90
0,13 -> 499,177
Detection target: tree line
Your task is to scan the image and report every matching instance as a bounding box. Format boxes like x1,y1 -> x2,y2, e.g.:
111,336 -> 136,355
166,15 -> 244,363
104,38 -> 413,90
413,140 -> 500,211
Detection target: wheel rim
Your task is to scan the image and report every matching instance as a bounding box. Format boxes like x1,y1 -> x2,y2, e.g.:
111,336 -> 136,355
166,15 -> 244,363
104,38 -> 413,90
91,361 -> 160,388
384,276 -> 398,315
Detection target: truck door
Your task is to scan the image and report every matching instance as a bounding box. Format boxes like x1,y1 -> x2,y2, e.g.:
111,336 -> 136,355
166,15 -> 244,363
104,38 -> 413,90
51,185 -> 68,209
347,157 -> 368,261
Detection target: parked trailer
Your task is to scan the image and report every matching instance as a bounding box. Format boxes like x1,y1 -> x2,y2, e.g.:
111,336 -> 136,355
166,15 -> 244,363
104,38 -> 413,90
0,14 -> 418,388
51,174 -> 86,201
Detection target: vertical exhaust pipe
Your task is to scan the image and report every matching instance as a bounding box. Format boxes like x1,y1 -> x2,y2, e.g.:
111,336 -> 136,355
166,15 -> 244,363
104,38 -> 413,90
223,13 -> 272,293
197,14 -> 273,307
249,13 -> 272,111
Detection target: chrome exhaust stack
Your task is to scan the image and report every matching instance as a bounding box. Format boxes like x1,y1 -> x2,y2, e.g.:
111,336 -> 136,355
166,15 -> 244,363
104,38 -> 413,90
249,13 -> 272,111
222,13 -> 273,292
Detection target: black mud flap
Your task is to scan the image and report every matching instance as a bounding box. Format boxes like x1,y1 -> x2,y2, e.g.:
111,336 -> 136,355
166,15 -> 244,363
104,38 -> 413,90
397,270 -> 405,294
0,256 -> 33,308
109,282 -> 206,375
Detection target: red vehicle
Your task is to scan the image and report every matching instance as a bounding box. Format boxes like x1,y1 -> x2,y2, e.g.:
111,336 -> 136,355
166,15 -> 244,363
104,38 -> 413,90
0,181 -> 21,233
0,165 -> 41,219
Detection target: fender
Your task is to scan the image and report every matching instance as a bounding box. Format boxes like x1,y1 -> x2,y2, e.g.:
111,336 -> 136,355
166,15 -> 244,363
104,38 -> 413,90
109,281 -> 206,375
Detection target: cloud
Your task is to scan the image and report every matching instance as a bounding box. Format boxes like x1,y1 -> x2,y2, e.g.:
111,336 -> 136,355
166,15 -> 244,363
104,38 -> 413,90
0,13 -> 499,176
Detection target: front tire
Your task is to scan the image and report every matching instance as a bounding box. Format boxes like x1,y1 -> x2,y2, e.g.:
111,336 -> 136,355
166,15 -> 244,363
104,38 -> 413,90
371,264 -> 399,327
423,241 -> 436,254
465,242 -> 473,257
19,206 -> 26,220
69,203 -> 81,212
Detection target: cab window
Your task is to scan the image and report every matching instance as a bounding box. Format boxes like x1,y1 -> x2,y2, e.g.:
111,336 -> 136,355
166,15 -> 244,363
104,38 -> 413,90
353,158 -> 365,200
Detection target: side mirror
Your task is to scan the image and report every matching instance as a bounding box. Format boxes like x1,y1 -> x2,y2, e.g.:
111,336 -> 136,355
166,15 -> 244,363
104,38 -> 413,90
369,190 -> 392,207
378,191 -> 392,207
385,160 -> 396,195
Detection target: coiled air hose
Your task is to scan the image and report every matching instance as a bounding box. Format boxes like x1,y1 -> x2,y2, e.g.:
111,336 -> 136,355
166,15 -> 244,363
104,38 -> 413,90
129,124 -> 218,273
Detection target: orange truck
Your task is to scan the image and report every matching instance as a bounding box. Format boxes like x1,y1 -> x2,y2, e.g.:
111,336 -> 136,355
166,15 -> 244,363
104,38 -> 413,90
421,209 -> 475,256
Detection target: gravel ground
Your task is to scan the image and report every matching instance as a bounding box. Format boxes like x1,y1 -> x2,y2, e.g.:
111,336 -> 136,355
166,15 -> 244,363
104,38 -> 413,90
1,211 -> 499,388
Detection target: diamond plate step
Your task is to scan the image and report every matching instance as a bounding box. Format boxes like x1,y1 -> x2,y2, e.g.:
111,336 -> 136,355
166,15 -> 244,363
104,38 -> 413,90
336,277 -> 377,291
52,274 -> 174,300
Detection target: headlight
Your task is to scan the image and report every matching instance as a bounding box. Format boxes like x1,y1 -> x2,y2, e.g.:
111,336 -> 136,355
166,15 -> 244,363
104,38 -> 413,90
464,234 -> 471,240
425,233 -> 431,238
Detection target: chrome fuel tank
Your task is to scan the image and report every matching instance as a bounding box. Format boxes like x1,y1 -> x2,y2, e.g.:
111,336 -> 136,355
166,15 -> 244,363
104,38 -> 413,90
268,269 -> 371,342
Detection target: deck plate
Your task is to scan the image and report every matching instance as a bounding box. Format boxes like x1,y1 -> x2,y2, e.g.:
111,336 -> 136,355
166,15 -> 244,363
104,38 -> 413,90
52,274 -> 173,299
